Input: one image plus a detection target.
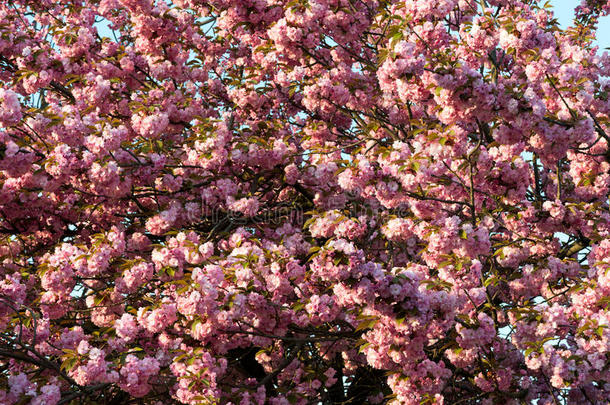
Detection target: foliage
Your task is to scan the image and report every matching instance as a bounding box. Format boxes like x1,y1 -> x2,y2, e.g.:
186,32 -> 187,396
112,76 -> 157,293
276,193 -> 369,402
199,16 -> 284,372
0,0 -> 610,404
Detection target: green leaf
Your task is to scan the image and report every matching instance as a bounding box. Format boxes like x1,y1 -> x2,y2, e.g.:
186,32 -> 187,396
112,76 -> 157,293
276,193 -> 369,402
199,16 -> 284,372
356,317 -> 378,331
61,357 -> 78,372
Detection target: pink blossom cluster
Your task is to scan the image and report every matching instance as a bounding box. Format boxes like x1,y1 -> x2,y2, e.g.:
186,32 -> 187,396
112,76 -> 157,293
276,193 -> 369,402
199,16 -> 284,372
118,355 -> 160,397
0,88 -> 22,126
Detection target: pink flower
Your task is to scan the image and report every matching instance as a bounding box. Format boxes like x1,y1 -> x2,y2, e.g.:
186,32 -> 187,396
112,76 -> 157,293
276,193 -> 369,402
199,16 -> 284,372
119,355 -> 160,397
227,196 -> 260,217
0,88 -> 22,126
31,384 -> 61,405
115,313 -> 139,342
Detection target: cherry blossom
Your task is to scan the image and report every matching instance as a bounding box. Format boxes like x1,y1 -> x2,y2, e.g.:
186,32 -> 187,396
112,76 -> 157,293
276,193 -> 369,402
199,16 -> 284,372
1,0 -> 610,404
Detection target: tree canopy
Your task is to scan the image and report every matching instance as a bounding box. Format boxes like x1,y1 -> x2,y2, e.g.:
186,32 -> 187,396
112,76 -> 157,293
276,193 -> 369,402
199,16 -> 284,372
1,0 -> 610,404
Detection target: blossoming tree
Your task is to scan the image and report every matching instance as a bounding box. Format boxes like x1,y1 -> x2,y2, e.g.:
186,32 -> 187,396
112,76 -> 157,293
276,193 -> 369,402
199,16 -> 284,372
1,0 -> 610,403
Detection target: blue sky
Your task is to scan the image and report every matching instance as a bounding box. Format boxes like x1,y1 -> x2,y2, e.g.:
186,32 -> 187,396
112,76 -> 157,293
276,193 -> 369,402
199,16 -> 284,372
550,0 -> 610,50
